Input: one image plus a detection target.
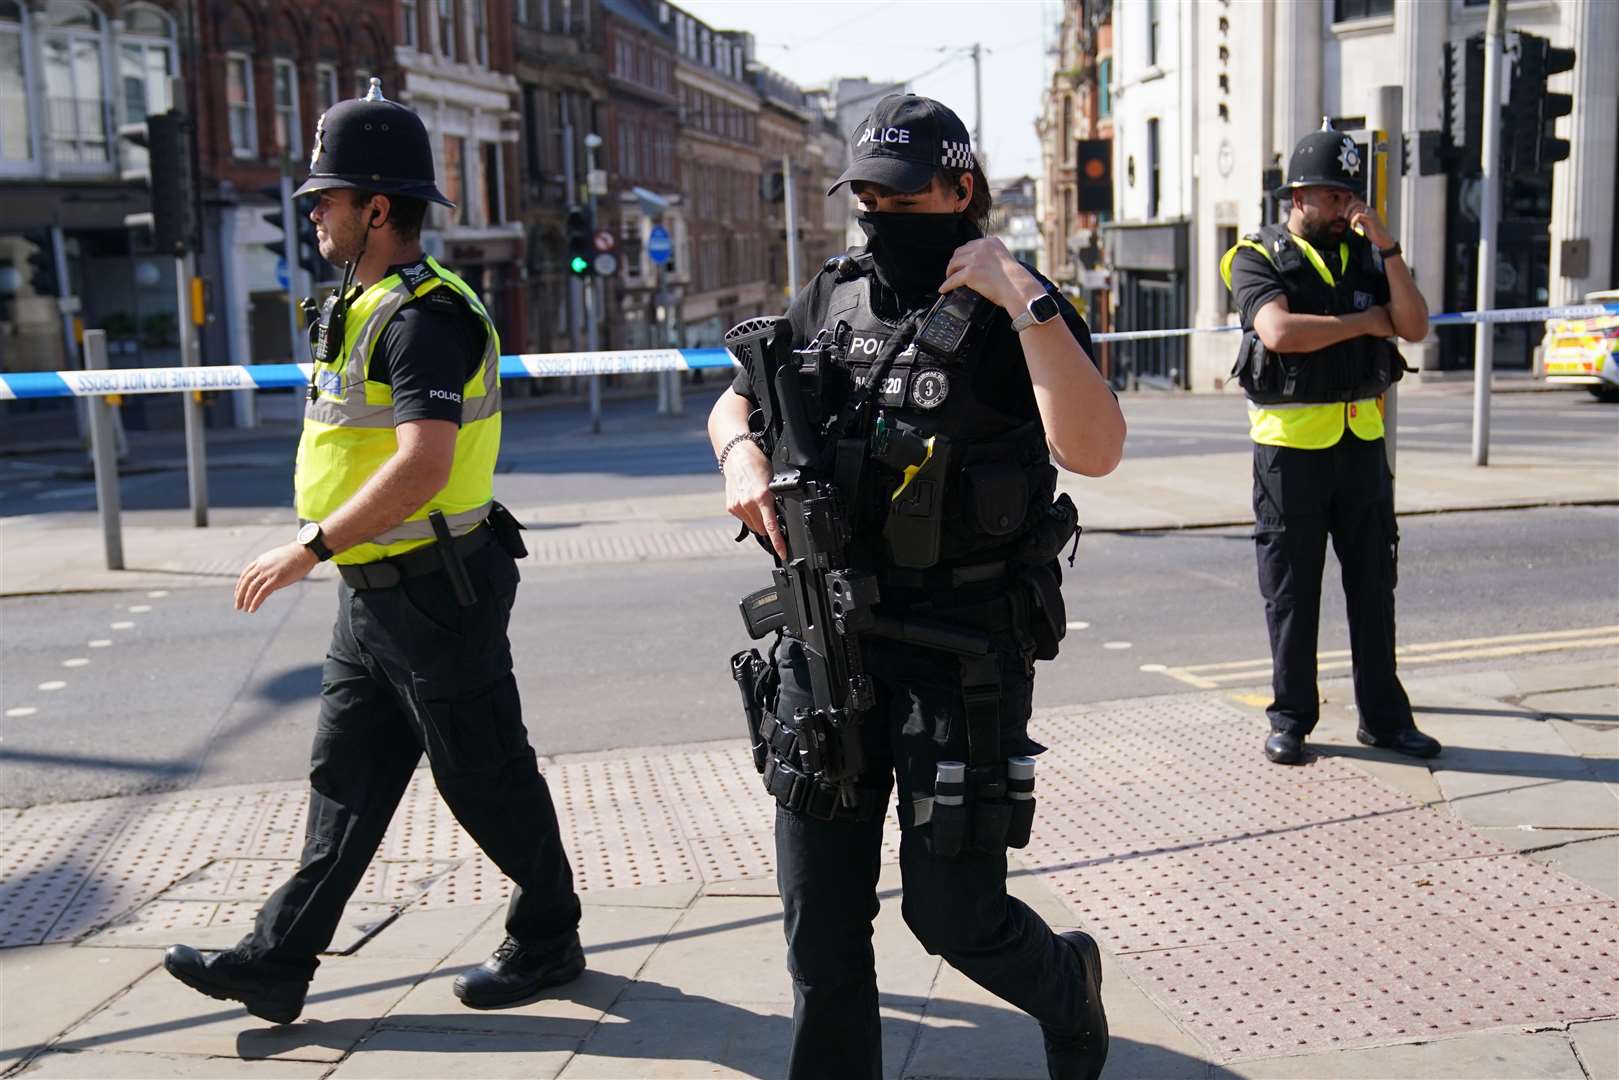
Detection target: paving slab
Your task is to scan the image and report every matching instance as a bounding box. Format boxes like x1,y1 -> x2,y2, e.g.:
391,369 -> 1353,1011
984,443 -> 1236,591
325,1028 -> 578,1079
0,944 -> 159,1070
13,1048 -> 329,1078
51,956 -> 425,1062
554,997 -> 798,1080
1435,771 -> 1618,830
381,901 -> 679,1034
580,880 -> 702,909
1570,1017 -> 1618,1080
1209,1028 -> 1586,1078
1506,660 -> 1619,697
1520,835 -> 1619,899
345,900 -> 501,962
1525,685 -> 1619,725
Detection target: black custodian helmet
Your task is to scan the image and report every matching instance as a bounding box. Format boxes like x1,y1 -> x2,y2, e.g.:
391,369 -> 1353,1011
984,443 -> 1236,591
1276,118 -> 1365,197
293,78 -> 454,208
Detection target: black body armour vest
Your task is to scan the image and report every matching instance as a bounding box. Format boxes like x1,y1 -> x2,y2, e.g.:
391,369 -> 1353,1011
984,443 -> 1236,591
814,256 -> 1060,573
1232,223 -> 1406,406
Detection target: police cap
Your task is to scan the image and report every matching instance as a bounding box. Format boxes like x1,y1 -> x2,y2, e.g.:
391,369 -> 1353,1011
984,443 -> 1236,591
1277,118 -> 1365,197
828,94 -> 975,196
294,78 -> 454,208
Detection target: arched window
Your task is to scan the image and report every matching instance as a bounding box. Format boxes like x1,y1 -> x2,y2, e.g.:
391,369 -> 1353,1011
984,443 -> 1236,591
0,0 -> 34,164
42,0 -> 109,165
119,3 -> 176,125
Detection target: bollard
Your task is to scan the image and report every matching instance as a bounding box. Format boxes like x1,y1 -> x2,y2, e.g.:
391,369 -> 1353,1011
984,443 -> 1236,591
83,330 -> 124,570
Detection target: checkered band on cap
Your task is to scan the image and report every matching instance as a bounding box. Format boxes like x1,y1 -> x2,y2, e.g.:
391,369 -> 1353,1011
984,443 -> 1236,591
940,140 -> 974,169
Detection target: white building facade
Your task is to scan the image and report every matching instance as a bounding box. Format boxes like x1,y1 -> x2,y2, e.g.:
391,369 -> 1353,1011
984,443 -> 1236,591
1108,0 -> 1616,392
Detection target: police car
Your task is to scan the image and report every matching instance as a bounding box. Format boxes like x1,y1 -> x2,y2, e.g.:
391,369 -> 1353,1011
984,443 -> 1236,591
1541,289 -> 1619,402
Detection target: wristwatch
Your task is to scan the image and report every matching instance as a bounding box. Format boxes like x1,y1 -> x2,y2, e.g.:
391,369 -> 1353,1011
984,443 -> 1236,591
1010,292 -> 1061,333
297,521 -> 334,562
1378,242 -> 1403,261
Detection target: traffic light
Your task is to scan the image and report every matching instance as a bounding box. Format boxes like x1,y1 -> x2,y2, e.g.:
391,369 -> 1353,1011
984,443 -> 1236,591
1075,138 -> 1112,214
147,112 -> 196,254
262,187 -> 324,286
25,233 -> 59,297
1505,33 -> 1576,176
566,208 -> 593,276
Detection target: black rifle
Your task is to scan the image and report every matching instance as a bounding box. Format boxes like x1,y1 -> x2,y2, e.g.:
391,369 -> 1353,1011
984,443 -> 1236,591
725,314 -> 924,809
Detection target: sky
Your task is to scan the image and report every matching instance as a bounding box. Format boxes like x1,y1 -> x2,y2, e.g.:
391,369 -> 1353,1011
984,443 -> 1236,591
676,0 -> 1060,181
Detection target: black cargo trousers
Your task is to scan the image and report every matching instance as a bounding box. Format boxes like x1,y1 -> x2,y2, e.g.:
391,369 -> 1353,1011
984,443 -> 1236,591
241,541 -> 581,979
771,614 -> 1087,1080
1252,431 -> 1414,738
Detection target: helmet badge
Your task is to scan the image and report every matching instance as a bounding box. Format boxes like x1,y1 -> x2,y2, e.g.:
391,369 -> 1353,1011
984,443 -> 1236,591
310,112 -> 325,170
1337,136 -> 1361,177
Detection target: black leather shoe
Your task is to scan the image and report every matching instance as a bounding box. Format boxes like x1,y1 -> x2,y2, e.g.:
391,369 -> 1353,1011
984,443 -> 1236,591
163,944 -> 307,1024
1044,930 -> 1108,1080
1264,731 -> 1306,764
454,933 -> 586,1009
1357,726 -> 1441,758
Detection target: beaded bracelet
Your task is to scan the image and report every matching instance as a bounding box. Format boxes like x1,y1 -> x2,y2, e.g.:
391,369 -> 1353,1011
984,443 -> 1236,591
717,432 -> 763,472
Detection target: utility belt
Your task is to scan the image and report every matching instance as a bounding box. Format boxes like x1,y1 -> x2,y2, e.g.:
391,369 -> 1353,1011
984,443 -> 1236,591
1232,331 -> 1406,405
335,502 -> 528,604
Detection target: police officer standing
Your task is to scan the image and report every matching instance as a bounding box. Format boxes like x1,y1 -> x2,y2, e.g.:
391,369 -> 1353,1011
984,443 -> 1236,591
163,81 -> 584,1023
710,95 -> 1125,1080
1222,120 -> 1442,766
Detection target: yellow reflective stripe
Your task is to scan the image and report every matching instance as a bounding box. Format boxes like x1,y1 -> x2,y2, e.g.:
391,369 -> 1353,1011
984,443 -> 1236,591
1284,233 -> 1337,288
369,502 -> 492,546
1220,240 -> 1271,290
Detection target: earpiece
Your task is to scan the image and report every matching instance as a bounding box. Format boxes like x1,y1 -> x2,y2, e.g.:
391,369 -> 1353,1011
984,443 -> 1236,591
956,185 -> 967,200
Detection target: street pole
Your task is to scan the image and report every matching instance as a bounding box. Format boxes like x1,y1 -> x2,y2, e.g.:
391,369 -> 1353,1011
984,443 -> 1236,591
83,330 -> 124,570
584,132 -> 603,435
562,117 -> 584,358
971,43 -> 983,153
279,164 -> 302,362
1368,85 -> 1403,480
177,247 -> 207,526
782,151 -> 800,297
1472,0 -> 1507,467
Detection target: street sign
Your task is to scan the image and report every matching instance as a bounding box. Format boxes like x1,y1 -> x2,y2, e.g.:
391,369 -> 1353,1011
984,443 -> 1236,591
647,225 -> 672,266
275,257 -> 289,290
592,251 -> 619,276
587,169 -> 608,196
593,230 -> 616,253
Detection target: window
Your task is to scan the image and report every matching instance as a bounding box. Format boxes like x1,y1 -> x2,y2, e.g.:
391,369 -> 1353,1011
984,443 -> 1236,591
1217,226 -> 1237,315
1147,117 -> 1161,220
0,0 -> 31,163
226,52 -> 257,158
273,58 -> 301,158
1147,0 -> 1159,66
119,6 -> 175,127
1333,0 -> 1394,20
521,85 -> 542,181
1060,95 -> 1072,163
482,141 -> 502,224
513,0 -> 526,23
1098,56 -> 1112,119
315,63 -> 339,113
401,0 -> 418,48
354,68 -> 373,98
42,1 -> 108,164
472,0 -> 487,65
442,134 -> 467,224
436,0 -> 455,58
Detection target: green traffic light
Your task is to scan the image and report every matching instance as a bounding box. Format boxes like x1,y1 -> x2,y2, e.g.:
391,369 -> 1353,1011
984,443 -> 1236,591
570,255 -> 589,274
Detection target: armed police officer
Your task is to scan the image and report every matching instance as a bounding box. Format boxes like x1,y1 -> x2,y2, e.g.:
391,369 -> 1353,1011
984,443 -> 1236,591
710,95 -> 1125,1080
163,81 -> 584,1023
1222,120 -> 1441,767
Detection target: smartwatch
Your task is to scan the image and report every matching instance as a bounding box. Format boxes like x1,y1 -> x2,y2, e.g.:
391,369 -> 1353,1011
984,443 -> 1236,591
297,521 -> 334,562
1010,292 -> 1061,333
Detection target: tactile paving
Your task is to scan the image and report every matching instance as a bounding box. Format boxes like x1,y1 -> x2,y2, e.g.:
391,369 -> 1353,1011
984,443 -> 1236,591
1,689 -> 1613,1064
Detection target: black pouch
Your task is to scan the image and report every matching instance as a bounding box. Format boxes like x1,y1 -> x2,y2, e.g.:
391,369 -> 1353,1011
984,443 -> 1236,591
884,435 -> 953,569
731,648 -> 777,774
486,501 -> 529,559
1015,493 -> 1079,565
1232,331 -> 1276,399
1017,563 -> 1067,662
966,765 -> 1012,854
962,462 -> 1029,538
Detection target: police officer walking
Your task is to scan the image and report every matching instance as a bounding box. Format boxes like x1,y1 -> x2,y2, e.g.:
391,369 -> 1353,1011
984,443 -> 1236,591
1221,120 -> 1441,766
710,95 -> 1125,1079
163,81 -> 584,1023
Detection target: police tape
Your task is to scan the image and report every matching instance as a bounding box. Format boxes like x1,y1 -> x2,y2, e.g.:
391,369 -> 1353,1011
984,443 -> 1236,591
1,304 -> 1613,401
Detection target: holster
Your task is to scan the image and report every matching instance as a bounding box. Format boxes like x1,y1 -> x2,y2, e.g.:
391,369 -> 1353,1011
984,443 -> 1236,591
486,501 -> 529,559
731,649 -> 776,774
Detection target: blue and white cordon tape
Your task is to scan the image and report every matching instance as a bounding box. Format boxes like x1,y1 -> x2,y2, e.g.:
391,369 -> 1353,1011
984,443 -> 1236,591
0,304 -> 1612,402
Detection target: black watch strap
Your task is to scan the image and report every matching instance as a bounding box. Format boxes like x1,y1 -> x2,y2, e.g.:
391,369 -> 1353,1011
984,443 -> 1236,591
1378,242 -> 1403,260
299,522 -> 334,562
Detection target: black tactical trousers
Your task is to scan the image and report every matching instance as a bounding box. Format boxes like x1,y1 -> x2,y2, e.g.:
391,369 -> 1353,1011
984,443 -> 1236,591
241,543 -> 581,979
771,632 -> 1085,1080
1252,433 -> 1413,738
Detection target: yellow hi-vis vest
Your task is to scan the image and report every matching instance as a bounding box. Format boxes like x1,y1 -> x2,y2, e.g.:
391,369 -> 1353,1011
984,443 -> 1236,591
1220,231 -> 1385,449
294,256 -> 501,565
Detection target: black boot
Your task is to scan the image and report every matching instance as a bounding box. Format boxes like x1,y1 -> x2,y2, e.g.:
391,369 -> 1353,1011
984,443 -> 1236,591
453,933 -> 586,1008
1264,731 -> 1306,764
1357,725 -> 1441,758
1044,930 -> 1108,1080
163,945 -> 308,1025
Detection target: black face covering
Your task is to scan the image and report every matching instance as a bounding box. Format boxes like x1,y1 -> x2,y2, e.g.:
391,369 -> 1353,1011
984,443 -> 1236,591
856,210 -> 978,306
